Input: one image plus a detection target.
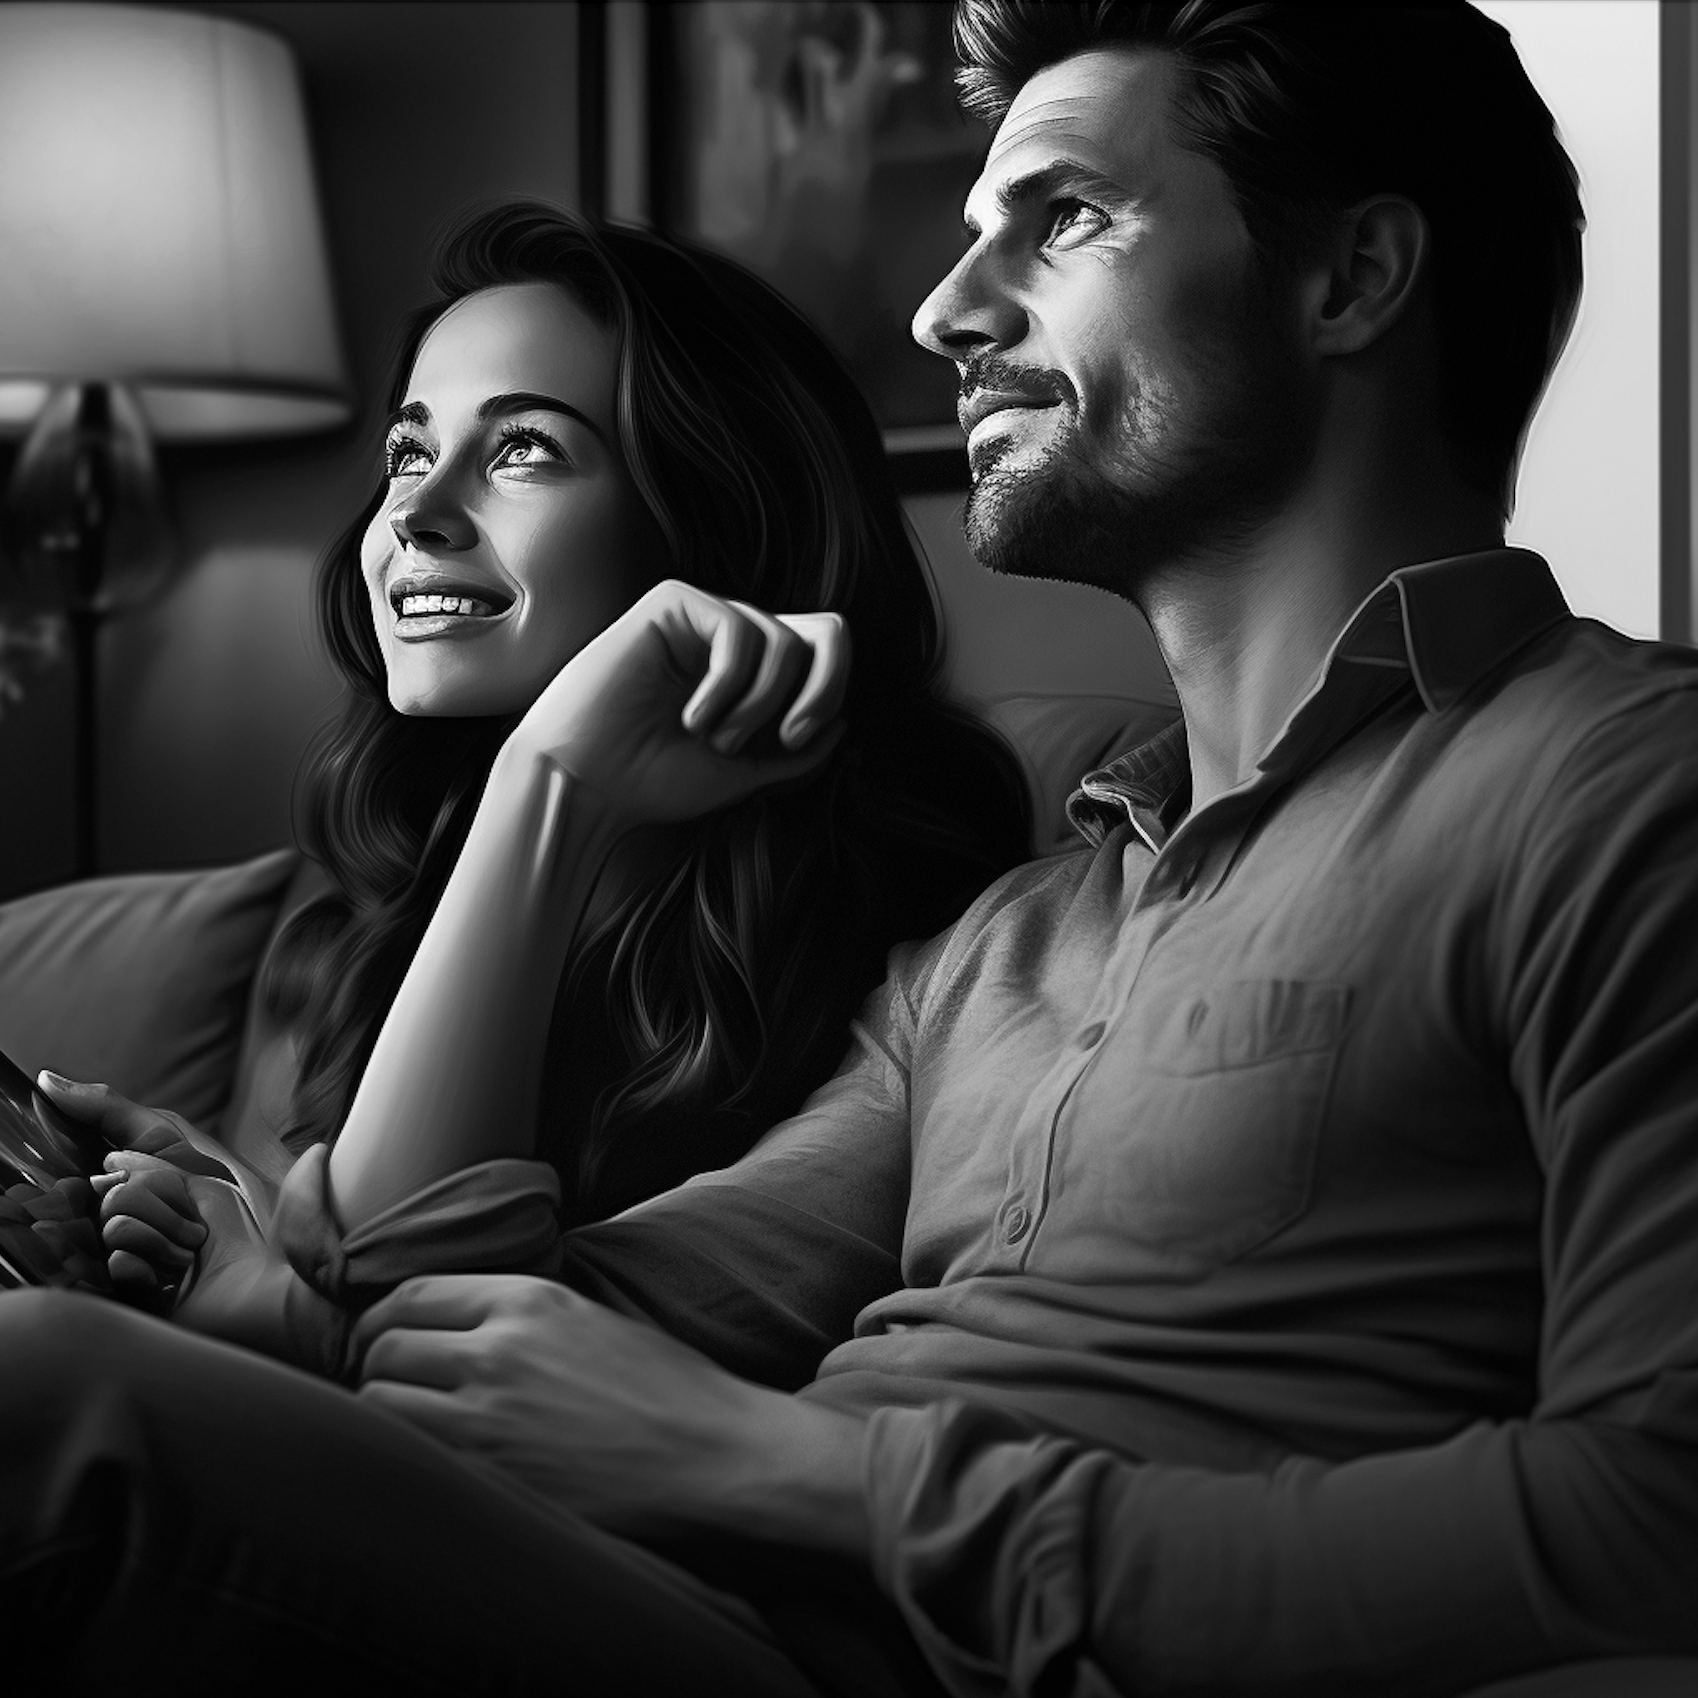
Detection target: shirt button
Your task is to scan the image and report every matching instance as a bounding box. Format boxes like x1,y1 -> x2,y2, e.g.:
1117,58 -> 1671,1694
1004,1205 -> 1031,1243
1079,1021 -> 1105,1049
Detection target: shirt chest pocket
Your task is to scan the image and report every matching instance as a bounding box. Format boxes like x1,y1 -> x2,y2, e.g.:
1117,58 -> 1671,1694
1057,978 -> 1353,1281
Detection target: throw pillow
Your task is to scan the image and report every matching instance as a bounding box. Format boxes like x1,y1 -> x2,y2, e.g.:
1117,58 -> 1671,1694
0,849 -> 299,1128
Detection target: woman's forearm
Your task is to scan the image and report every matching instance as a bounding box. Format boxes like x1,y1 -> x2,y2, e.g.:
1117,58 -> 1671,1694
324,582 -> 850,1235
327,743 -> 625,1231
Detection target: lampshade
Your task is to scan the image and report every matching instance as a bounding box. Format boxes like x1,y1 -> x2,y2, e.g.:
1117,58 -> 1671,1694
0,3 -> 351,441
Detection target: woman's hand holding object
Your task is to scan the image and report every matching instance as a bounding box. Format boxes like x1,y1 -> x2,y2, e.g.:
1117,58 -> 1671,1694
36,1073 -> 267,1305
500,580 -> 850,829
94,1155 -> 208,1292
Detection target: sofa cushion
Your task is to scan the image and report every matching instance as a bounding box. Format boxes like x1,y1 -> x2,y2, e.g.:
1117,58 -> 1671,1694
978,691 -> 1180,853
0,849 -> 299,1128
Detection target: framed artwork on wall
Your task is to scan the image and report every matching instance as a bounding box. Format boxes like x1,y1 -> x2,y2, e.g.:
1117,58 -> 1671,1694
589,1 -> 988,492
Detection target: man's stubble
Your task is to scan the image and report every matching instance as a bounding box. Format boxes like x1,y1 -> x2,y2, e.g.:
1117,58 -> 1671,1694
962,279 -> 1316,605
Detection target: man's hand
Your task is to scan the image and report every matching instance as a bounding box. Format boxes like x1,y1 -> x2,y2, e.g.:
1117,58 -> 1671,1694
353,1274 -> 871,1557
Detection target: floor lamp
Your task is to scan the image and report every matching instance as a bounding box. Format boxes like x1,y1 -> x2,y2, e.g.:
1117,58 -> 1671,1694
0,3 -> 351,876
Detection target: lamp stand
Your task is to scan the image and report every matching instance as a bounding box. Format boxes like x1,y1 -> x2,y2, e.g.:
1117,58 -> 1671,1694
67,610 -> 102,881
61,385 -> 115,879
3,381 -> 173,883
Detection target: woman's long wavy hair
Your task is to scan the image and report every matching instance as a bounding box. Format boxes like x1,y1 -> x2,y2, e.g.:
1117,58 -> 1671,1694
267,202 -> 1030,1222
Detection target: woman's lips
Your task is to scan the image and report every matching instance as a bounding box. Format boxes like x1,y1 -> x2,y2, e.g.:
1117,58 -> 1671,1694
392,600 -> 510,643
388,575 -> 514,640
396,592 -> 497,618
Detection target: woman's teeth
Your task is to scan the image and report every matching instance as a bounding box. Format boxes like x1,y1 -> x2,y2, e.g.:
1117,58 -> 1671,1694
398,594 -> 494,617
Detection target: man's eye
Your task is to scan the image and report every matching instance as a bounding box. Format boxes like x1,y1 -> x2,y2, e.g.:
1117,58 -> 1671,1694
493,426 -> 565,472
384,436 -> 433,480
1043,200 -> 1109,251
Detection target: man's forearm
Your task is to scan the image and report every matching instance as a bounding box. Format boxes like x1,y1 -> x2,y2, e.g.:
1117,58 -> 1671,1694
683,1388 -> 872,1561
864,1401 -> 1698,1698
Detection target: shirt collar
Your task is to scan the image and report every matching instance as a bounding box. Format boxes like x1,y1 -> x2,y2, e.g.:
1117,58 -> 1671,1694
1067,547 -> 1572,849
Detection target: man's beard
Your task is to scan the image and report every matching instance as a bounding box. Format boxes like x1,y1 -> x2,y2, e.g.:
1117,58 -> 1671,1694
960,301 -> 1314,600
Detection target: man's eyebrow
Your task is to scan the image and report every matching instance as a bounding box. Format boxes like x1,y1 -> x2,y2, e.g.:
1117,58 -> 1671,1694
383,391 -> 610,447
997,159 -> 1132,214
965,157 -> 1134,234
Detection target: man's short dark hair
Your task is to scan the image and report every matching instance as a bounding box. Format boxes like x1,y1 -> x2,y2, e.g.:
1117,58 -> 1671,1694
953,1 -> 1584,517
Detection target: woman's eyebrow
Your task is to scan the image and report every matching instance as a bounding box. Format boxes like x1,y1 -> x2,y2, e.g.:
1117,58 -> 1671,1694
475,389 -> 610,448
384,392 -> 611,449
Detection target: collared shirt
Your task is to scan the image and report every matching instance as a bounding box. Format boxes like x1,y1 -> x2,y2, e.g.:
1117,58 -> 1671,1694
561,550 -> 1698,1695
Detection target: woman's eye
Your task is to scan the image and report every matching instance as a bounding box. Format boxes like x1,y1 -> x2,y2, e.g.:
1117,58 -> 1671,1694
492,427 -> 565,473
1043,199 -> 1109,251
384,436 -> 432,480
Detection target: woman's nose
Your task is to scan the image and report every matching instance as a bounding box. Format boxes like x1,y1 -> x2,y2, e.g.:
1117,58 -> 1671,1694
390,488 -> 475,553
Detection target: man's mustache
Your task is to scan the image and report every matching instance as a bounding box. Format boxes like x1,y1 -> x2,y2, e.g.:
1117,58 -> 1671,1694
957,354 -> 1078,412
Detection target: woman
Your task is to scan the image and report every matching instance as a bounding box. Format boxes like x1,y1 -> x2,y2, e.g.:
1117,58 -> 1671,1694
47,201 -> 1028,1323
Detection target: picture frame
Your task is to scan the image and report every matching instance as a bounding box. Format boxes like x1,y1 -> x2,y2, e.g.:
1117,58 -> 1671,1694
584,1 -> 989,493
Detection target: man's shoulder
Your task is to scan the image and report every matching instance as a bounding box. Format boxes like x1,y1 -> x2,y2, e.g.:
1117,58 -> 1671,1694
1470,615 -> 1698,768
1444,617 -> 1698,862
1519,614 -> 1697,699
949,834 -> 1107,934
882,840 -> 1107,1013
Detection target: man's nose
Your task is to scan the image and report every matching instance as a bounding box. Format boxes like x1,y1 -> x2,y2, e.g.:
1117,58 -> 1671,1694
911,243 -> 1026,361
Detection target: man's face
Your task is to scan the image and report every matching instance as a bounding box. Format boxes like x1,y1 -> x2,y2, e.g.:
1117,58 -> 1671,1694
913,47 -> 1314,593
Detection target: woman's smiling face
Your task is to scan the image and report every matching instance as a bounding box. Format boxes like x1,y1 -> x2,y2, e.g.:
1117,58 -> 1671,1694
362,282 -> 661,717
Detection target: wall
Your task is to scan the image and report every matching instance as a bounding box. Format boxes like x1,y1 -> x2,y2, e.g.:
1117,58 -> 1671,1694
1474,0 -> 1661,638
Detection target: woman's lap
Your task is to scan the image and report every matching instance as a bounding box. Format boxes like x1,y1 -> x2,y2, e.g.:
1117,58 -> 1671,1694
0,1289 -> 827,1696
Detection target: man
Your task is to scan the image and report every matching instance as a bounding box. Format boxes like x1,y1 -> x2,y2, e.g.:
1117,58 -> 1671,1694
5,4 -> 1697,1694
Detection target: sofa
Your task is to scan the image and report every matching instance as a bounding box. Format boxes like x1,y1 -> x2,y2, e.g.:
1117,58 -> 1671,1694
0,690 -> 1693,1696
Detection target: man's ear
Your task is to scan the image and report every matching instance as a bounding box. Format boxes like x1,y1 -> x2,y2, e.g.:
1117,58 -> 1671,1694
1308,196 -> 1430,357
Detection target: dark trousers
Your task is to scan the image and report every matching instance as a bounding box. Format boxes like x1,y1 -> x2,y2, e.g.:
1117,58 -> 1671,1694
0,1289 -> 942,1697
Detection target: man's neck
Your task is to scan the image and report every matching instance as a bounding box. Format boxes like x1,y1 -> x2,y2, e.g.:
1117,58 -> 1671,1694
1140,449 -> 1504,815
